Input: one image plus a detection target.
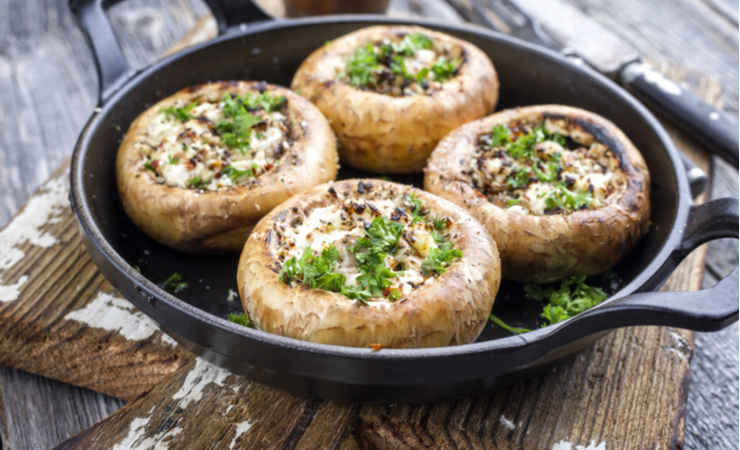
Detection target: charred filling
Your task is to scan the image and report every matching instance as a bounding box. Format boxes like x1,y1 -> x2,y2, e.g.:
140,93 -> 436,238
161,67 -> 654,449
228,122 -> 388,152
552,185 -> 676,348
132,92 -> 291,191
339,32 -> 464,97
274,185 -> 462,303
461,117 -> 625,216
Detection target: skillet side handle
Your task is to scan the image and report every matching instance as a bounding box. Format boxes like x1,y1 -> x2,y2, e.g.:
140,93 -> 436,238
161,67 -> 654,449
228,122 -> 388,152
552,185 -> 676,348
576,197 -> 739,332
69,0 -> 136,105
203,0 -> 274,35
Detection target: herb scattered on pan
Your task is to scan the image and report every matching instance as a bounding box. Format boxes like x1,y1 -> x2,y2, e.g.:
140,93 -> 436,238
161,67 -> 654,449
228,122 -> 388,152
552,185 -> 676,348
163,272 -> 188,293
340,32 -> 461,94
489,314 -> 532,335
228,312 -> 254,328
490,274 -> 609,334
524,274 -> 608,326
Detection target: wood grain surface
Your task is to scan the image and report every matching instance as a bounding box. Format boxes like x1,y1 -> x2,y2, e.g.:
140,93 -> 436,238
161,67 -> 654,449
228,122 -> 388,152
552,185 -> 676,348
0,0 -> 736,448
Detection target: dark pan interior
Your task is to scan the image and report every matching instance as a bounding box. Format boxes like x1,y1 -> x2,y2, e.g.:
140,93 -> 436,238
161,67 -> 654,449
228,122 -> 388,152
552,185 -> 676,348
79,19 -> 680,342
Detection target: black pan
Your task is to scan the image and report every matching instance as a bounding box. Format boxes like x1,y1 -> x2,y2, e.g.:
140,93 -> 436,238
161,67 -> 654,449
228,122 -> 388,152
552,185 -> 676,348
69,0 -> 738,403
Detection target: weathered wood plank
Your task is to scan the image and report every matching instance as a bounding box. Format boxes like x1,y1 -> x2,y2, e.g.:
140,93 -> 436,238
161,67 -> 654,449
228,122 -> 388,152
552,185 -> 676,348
0,163 -> 193,402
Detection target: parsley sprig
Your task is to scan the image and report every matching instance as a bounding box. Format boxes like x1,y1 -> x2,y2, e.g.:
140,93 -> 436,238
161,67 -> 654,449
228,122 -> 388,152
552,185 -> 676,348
163,273 -> 188,293
162,101 -> 197,122
341,32 -> 460,89
278,198 -> 462,303
490,125 -> 592,212
489,274 -> 609,334
421,241 -> 463,276
222,163 -> 259,182
525,274 -> 608,326
228,312 -> 254,328
215,93 -> 286,155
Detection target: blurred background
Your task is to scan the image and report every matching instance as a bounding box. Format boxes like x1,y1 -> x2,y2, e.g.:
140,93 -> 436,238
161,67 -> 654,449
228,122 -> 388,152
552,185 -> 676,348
0,0 -> 736,448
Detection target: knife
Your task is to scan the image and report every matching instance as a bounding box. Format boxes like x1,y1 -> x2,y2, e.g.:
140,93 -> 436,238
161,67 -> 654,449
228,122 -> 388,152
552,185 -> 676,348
447,0 -> 734,195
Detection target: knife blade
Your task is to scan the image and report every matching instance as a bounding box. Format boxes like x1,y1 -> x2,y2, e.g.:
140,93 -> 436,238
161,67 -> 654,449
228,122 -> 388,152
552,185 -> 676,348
446,0 -> 734,194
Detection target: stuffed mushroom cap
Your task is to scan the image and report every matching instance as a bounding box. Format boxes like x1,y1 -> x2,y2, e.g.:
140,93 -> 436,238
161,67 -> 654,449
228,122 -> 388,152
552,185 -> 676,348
291,25 -> 499,174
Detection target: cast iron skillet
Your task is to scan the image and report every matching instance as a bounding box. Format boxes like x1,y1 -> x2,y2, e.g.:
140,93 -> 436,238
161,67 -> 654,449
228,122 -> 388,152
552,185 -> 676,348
69,0 -> 739,403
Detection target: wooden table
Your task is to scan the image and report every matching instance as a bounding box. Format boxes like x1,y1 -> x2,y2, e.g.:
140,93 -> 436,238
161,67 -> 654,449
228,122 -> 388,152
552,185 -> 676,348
0,0 -> 736,448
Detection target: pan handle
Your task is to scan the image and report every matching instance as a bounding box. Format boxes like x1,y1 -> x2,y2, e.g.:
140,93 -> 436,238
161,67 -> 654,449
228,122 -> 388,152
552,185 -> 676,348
70,0 -> 273,105
573,197 -> 739,332
203,0 -> 274,35
70,0 -> 136,105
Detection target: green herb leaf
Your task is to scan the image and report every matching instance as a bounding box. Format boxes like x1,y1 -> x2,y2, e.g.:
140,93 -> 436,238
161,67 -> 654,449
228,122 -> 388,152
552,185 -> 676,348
168,154 -> 179,165
228,312 -> 253,328
507,198 -> 522,206
432,216 -> 449,231
421,241 -> 463,276
390,55 -> 409,77
222,164 -> 259,181
187,177 -> 204,189
162,101 -> 197,122
506,168 -> 531,189
489,314 -> 532,334
430,56 -> 460,82
405,193 -> 424,223
415,67 -> 430,84
544,186 -> 592,211
392,32 -> 434,56
355,216 -> 404,254
163,273 -> 188,293
345,43 -> 379,87
490,125 -> 511,148
525,274 -> 608,326
550,132 -> 567,147
143,159 -> 155,172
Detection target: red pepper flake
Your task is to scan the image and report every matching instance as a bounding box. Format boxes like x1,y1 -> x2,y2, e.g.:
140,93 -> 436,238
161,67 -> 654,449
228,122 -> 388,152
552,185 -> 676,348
370,343 -> 382,352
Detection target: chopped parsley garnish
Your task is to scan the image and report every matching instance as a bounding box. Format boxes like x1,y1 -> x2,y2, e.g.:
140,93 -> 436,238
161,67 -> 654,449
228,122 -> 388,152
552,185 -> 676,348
430,56 -> 460,82
186,177 -> 204,189
279,197 -> 463,303
543,186 -> 592,211
161,101 -> 197,122
228,312 -> 254,328
355,216 -> 404,253
279,245 -> 373,302
143,159 -> 155,172
222,164 -> 259,181
392,32 -> 434,55
487,124 -> 594,212
432,216 -> 450,231
506,168 -> 531,189
215,93 -> 285,154
421,241 -> 463,276
525,274 -> 608,326
490,125 -> 511,147
489,314 -> 532,335
168,154 -> 179,165
345,44 -> 379,87
341,33 -> 461,91
405,193 -> 424,223
163,273 -> 188,293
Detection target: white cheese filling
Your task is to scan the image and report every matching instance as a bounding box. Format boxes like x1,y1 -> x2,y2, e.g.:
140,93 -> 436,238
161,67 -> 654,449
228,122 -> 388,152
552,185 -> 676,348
276,198 -> 448,303
468,123 -> 620,216
133,99 -> 289,191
